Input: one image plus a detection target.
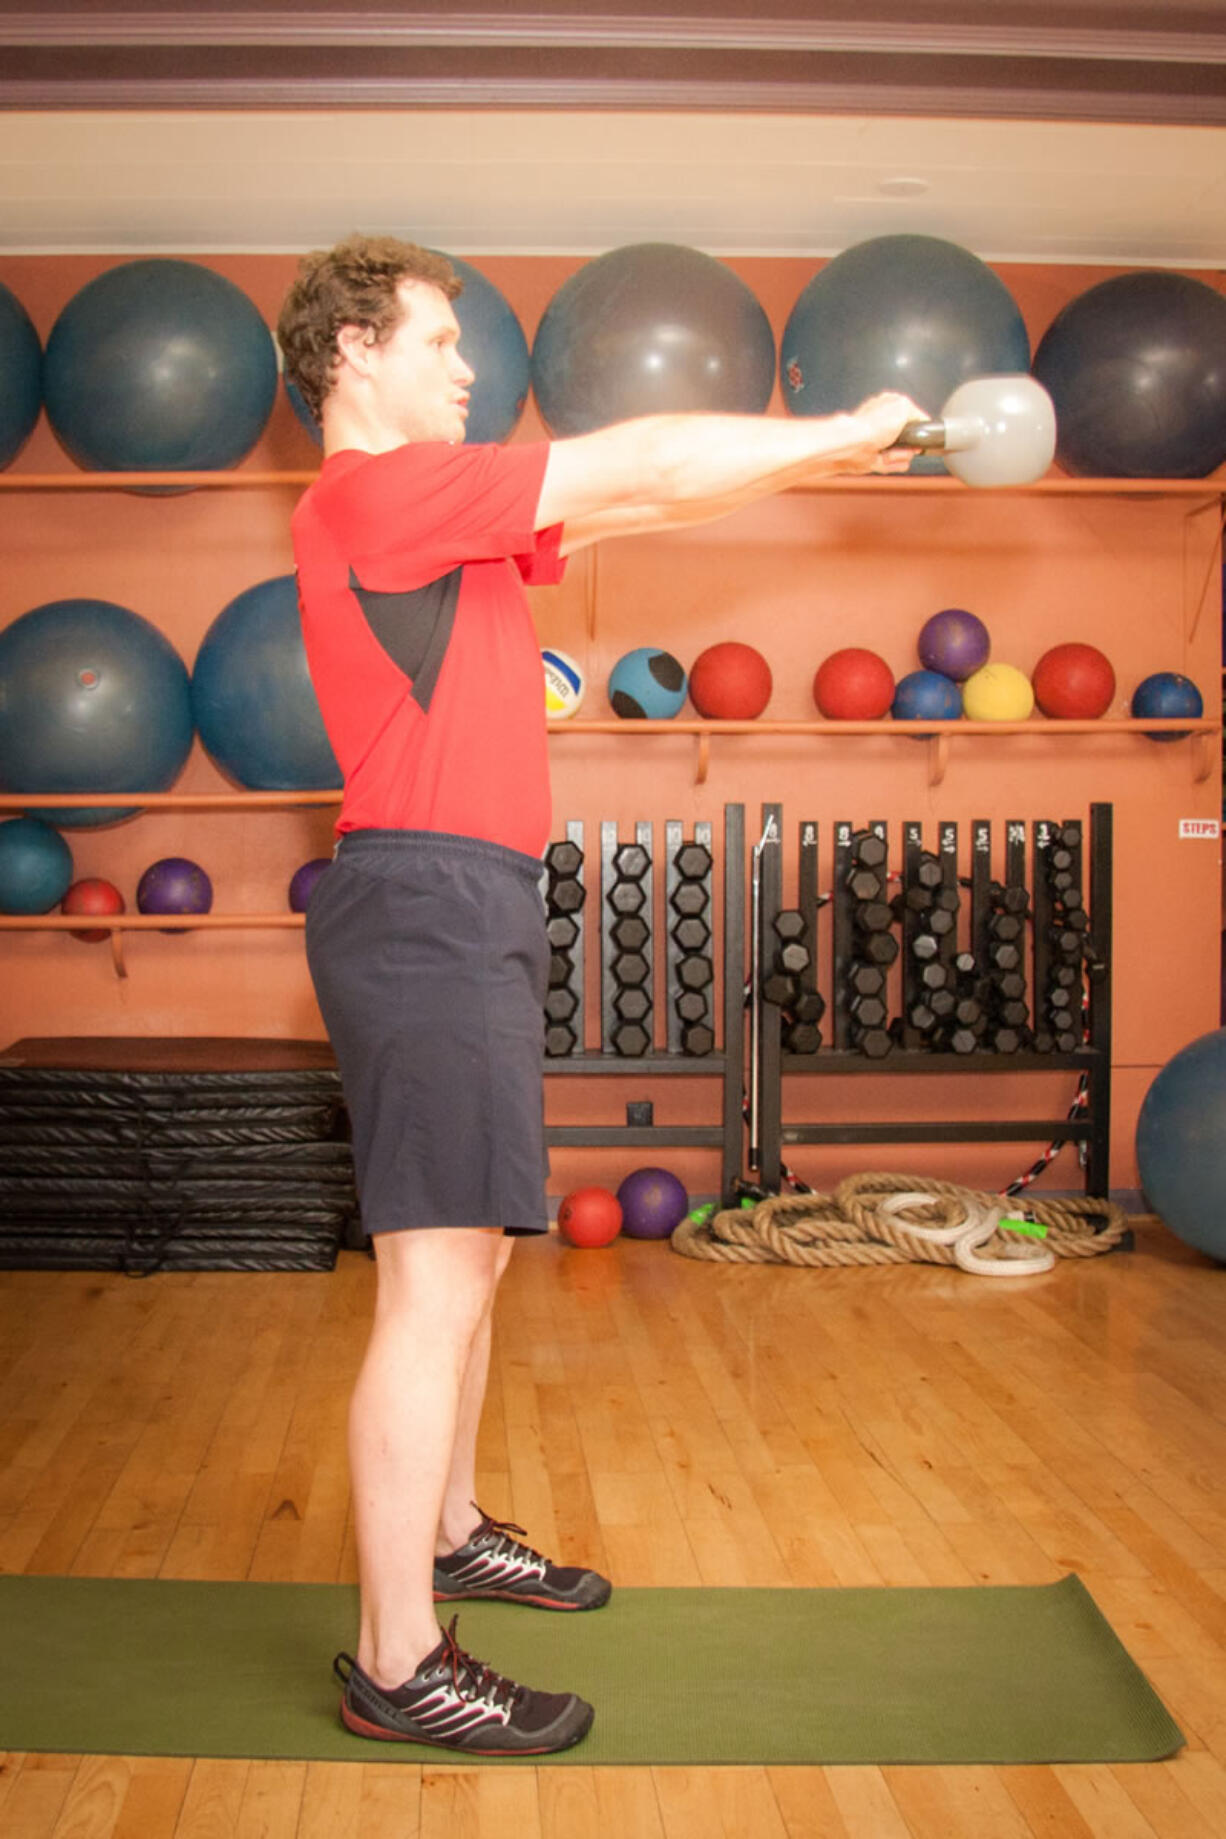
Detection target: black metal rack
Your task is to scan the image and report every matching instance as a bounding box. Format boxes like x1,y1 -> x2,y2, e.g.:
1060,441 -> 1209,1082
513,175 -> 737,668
753,801 -> 1114,1198
543,801 -> 746,1203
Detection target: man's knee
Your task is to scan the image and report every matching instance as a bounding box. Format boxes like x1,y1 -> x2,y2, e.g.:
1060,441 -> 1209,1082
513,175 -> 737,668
373,1225 -> 504,1334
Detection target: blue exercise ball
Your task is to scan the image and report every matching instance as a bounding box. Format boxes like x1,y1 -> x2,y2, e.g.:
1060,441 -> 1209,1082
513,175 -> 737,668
442,255 -> 531,444
608,647 -> 688,719
0,598 -> 194,826
892,670 -> 963,721
282,254 -> 530,448
0,281 -> 41,469
532,243 -> 776,437
1136,1028 -> 1226,1262
1033,271 -> 1226,479
43,259 -> 278,472
0,817 -> 74,914
780,235 -> 1030,474
191,575 -> 341,790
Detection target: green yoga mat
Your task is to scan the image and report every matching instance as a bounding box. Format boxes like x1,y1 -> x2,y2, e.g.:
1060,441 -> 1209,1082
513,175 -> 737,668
0,1573 -> 1181,1767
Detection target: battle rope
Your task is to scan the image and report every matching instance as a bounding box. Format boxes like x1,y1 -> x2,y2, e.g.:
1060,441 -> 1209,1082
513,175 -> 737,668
671,1171 -> 1129,1277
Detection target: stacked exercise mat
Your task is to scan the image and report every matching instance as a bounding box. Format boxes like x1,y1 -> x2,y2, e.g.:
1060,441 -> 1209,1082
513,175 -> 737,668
0,1038 -> 359,1273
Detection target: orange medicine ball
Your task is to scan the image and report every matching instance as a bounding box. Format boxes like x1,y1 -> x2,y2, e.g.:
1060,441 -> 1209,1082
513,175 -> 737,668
688,641 -> 773,718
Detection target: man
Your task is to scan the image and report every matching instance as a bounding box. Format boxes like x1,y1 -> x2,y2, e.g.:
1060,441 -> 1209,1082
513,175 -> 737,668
278,234 -> 923,1756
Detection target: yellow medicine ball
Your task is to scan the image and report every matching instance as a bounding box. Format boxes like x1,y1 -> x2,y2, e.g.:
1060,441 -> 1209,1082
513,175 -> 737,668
961,662 -> 1035,721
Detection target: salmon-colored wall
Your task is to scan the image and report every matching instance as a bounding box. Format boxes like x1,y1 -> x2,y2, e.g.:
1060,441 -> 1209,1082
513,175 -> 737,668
0,251 -> 1221,1199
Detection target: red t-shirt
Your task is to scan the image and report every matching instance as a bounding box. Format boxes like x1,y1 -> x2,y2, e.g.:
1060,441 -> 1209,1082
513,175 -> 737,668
291,440 -> 565,855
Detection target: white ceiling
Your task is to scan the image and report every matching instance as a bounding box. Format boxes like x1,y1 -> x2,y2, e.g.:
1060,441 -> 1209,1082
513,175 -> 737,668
0,107 -> 1224,264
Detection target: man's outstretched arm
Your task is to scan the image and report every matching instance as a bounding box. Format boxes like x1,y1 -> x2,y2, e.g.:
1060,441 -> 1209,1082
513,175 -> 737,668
536,391 -> 925,550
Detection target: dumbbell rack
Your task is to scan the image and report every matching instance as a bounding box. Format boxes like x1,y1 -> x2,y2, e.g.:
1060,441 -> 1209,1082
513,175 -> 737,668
542,802 -> 746,1203
752,801 -> 1114,1197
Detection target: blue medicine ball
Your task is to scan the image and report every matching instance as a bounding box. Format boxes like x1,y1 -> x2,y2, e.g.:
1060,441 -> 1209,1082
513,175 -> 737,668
0,598 -> 194,826
608,647 -> 688,719
1136,1028 -> 1226,1262
0,281 -> 42,469
192,575 -> 341,791
781,235 -> 1030,475
1130,671 -> 1203,742
892,670 -> 963,722
44,259 -> 277,472
0,817 -> 74,914
532,243 -> 775,437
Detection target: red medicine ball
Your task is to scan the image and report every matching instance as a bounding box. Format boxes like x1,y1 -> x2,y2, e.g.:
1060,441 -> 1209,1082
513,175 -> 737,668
557,1186 -> 623,1248
1031,642 -> 1116,719
61,876 -> 125,944
688,641 -> 773,719
813,647 -> 895,719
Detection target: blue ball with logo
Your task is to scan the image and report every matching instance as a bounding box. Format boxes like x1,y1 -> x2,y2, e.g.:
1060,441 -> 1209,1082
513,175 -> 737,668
608,647 -> 688,719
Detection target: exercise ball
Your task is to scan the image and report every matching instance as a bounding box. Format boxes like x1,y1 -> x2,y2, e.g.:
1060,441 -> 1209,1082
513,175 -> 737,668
608,647 -> 688,719
557,1186 -> 623,1248
531,242 -> 775,437
43,259 -> 278,472
616,1166 -> 689,1240
892,670 -> 963,722
439,254 -> 531,444
917,608 -> 990,681
0,280 -> 41,469
0,817 -> 73,914
1031,643 -> 1116,719
780,235 -> 1030,474
191,575 -> 341,790
1130,670 -> 1203,741
0,598 -> 194,826
289,858 -> 331,912
962,663 -> 1035,722
62,875 -> 125,943
688,641 -> 773,719
1033,272 -> 1226,479
137,856 -> 213,930
813,648 -> 894,720
1136,1028 -> 1226,1261
542,647 -> 585,720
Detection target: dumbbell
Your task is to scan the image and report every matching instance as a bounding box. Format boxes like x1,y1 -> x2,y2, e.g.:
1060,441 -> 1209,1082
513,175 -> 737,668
674,841 -> 712,883
546,839 -> 585,915
900,374 -> 1056,487
611,1021 -> 651,1058
613,985 -> 650,1023
612,913 -> 649,954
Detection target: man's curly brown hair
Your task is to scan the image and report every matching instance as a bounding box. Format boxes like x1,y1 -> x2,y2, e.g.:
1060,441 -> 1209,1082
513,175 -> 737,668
277,234 -> 462,423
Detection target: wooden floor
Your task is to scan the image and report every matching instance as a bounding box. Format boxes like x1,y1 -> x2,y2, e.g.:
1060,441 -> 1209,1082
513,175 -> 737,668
1,1216 -> 1224,1837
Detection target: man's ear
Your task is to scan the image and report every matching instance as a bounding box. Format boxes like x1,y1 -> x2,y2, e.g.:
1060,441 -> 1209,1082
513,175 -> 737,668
335,322 -> 379,379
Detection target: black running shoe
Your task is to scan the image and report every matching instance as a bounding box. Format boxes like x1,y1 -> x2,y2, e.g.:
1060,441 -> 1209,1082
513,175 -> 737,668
433,1508 -> 612,1611
334,1617 -> 594,1754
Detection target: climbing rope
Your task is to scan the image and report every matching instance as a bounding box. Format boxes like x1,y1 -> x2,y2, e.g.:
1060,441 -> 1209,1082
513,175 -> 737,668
671,1170 -> 1129,1277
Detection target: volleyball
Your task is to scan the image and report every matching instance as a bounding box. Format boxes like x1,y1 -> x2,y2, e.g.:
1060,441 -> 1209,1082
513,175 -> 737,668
542,647 -> 585,720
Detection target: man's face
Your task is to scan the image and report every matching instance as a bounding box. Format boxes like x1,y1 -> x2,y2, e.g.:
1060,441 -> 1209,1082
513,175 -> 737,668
369,279 -> 475,444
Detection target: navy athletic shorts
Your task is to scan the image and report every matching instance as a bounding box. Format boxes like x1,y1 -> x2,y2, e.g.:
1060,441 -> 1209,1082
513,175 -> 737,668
305,829 -> 550,1235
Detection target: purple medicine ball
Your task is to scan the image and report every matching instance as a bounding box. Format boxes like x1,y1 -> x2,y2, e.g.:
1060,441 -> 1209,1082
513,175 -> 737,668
917,608 -> 991,682
137,856 -> 212,917
289,857 -> 331,912
616,1165 -> 690,1239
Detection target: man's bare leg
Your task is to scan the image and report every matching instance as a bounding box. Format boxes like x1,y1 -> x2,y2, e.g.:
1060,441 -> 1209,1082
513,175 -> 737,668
349,1224 -> 504,1688
435,1233 -> 514,1555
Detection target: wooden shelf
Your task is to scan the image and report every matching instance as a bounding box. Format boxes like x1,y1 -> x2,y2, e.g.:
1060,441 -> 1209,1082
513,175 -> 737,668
0,911 -> 306,980
549,717 -> 1223,785
0,470 -> 316,491
0,468 -> 1221,500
